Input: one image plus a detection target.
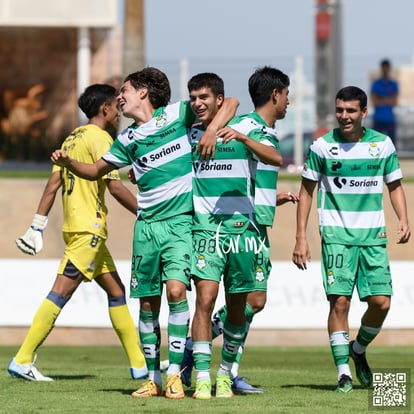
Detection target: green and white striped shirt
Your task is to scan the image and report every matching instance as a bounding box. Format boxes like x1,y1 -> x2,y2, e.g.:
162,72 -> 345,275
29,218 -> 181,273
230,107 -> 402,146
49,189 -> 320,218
237,112 -> 280,227
302,128 -> 402,245
103,101 -> 195,222
191,112 -> 279,233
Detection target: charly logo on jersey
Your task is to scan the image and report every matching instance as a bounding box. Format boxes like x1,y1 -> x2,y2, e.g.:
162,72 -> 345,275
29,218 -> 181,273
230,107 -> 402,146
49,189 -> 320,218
329,145 -> 339,156
190,128 -> 202,142
368,143 -> 380,157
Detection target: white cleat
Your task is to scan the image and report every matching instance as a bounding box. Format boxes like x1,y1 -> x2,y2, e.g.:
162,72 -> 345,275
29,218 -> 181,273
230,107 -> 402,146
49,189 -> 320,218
8,357 -> 53,381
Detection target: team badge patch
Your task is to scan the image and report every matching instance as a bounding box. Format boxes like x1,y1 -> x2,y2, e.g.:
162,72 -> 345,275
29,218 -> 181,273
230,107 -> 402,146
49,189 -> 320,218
255,268 -> 265,282
327,271 -> 335,285
155,114 -> 167,128
131,274 -> 138,289
368,143 -> 380,157
196,255 -> 206,270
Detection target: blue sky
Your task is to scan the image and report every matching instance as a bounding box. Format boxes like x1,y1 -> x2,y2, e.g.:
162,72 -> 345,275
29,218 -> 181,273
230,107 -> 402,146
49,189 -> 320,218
143,1 -> 414,128
144,0 -> 414,80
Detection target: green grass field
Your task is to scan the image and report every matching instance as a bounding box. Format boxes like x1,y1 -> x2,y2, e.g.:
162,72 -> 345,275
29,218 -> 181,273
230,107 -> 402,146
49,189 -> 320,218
0,345 -> 413,414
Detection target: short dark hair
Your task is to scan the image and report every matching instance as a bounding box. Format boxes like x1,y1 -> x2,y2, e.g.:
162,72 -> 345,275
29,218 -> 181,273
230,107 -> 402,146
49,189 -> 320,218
78,84 -> 116,119
124,67 -> 171,108
380,58 -> 391,67
248,66 -> 290,108
335,86 -> 367,109
187,72 -> 225,97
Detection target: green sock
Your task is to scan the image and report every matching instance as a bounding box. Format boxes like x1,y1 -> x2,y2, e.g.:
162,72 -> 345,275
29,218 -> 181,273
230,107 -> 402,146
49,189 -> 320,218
355,325 -> 381,352
193,341 -> 212,377
167,299 -> 189,375
231,303 -> 255,377
138,310 -> 160,372
329,331 -> 350,366
219,320 -> 245,375
212,303 -> 254,339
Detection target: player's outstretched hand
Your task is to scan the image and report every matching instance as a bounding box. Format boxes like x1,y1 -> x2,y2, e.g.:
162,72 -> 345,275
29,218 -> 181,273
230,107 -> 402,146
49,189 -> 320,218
277,191 -> 299,206
15,214 -> 48,255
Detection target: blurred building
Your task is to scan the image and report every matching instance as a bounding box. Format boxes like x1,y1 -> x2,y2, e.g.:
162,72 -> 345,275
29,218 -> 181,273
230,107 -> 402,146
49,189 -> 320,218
0,0 -> 143,161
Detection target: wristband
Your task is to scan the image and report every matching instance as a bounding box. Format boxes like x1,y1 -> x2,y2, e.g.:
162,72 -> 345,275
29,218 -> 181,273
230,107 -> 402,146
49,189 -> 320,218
31,214 -> 48,231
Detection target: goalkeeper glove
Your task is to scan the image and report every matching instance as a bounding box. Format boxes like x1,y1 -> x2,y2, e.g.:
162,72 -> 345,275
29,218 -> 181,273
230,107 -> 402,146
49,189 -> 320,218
15,214 -> 48,255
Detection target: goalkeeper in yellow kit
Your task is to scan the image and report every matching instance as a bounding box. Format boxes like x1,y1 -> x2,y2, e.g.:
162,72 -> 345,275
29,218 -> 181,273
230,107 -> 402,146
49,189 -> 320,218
8,83 -> 147,381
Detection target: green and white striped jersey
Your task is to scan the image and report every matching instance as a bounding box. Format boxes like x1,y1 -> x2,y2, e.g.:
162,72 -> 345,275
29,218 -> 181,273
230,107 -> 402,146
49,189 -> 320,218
236,112 -> 280,227
103,101 -> 195,222
191,112 -> 278,233
302,127 -> 402,245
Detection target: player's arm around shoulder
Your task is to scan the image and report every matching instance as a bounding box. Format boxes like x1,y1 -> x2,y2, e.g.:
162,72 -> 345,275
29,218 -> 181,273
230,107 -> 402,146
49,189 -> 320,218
218,126 -> 283,167
197,97 -> 239,160
386,179 -> 411,244
50,149 -> 113,180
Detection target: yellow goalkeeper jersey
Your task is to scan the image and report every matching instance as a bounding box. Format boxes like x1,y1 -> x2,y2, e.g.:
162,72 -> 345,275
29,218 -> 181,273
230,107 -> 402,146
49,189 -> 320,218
52,124 -> 120,239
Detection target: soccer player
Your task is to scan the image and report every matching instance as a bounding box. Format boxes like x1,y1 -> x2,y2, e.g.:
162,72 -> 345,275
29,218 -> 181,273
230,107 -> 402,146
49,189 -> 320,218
50,67 -> 238,399
9,84 -> 148,381
187,71 -> 286,399
182,67 -> 297,395
292,86 -> 410,393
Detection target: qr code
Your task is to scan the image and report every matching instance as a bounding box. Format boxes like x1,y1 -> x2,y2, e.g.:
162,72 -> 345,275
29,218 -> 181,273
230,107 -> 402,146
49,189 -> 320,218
369,369 -> 411,410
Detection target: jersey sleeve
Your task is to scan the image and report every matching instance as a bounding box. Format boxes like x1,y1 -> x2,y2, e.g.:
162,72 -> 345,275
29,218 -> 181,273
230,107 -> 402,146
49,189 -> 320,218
302,138 -> 323,182
180,100 -> 196,127
102,130 -> 132,169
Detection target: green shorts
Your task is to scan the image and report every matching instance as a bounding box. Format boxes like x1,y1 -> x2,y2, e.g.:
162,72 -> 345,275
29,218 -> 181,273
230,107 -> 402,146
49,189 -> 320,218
130,214 -> 192,298
253,225 -> 271,291
321,243 -> 393,300
191,229 -> 260,294
58,232 -> 116,281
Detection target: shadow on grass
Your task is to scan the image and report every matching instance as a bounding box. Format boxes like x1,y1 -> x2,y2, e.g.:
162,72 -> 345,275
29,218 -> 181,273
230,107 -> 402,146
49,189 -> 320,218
281,383 -> 367,391
52,375 -> 96,380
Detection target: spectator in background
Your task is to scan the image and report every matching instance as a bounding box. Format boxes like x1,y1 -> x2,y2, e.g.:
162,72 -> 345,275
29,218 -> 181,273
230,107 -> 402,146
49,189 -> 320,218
370,59 -> 399,147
